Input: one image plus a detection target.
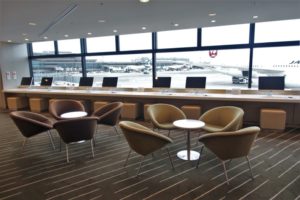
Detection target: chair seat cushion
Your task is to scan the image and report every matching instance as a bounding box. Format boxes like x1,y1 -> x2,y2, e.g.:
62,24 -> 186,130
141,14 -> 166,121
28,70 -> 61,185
202,124 -> 224,132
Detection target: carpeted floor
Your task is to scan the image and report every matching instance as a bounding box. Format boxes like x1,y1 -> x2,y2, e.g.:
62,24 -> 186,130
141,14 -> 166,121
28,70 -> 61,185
0,112 -> 299,200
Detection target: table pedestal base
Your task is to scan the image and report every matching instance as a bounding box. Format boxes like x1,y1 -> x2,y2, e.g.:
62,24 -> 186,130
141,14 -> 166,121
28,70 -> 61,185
177,150 -> 200,161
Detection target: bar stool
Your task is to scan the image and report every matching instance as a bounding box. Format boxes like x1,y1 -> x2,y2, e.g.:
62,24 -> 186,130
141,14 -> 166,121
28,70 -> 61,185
29,98 -> 48,113
7,97 -> 28,110
143,104 -> 152,121
181,105 -> 201,120
121,103 -> 140,120
93,101 -> 108,112
260,108 -> 286,130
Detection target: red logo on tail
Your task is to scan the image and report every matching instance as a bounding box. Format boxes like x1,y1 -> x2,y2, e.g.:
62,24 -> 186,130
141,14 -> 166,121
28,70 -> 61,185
209,50 -> 218,58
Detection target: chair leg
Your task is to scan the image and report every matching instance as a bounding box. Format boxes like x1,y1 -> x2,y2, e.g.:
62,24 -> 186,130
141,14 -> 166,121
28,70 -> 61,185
93,136 -> 96,147
167,130 -> 171,137
66,144 -> 69,163
114,126 -> 119,135
246,156 -> 254,179
91,139 -> 95,158
47,130 -> 55,150
196,146 -> 204,168
22,138 -> 27,151
166,148 -> 174,170
136,156 -> 145,176
222,161 -> 229,185
59,138 -> 61,152
227,159 -> 232,170
124,149 -> 132,167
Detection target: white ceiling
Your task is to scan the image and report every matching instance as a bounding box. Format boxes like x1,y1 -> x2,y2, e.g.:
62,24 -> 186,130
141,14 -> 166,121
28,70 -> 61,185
0,0 -> 299,43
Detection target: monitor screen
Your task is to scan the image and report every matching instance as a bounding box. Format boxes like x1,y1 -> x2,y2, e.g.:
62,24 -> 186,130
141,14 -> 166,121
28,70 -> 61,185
20,77 -> 33,86
185,77 -> 206,88
153,77 -> 171,88
40,77 -> 53,86
79,77 -> 94,87
258,76 -> 285,90
102,77 -> 118,87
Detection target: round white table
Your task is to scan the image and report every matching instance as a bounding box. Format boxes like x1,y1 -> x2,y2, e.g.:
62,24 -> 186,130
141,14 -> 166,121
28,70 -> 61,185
173,119 -> 205,161
60,111 -> 87,119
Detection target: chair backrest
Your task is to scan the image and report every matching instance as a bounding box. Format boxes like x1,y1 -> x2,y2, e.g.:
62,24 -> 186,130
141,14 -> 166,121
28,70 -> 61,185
9,111 -> 53,137
147,104 -> 186,126
119,121 -> 173,156
198,126 -> 260,160
92,102 -> 123,126
54,117 -> 98,144
49,99 -> 85,120
200,106 -> 244,131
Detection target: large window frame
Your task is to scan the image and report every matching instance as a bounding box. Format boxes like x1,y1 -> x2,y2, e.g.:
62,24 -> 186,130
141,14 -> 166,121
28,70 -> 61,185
27,20 -> 300,89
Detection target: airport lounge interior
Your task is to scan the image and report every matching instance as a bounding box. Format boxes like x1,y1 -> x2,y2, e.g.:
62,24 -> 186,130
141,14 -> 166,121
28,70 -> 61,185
0,1 -> 299,199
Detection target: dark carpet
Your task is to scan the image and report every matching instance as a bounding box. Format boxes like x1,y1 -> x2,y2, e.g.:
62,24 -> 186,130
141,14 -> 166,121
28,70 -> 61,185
0,112 -> 299,200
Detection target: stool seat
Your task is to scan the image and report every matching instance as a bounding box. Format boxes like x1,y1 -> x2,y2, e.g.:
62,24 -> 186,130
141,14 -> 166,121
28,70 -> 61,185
260,108 -> 286,130
121,103 -> 139,120
7,97 -> 28,110
181,105 -> 201,120
29,98 -> 48,113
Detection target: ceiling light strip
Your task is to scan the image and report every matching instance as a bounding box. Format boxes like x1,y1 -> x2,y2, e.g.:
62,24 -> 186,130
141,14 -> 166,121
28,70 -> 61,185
39,4 -> 78,37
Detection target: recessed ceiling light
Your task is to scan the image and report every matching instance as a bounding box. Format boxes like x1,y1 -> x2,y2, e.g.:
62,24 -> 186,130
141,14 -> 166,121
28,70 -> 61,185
253,15 -> 258,19
98,19 -> 106,23
211,20 -> 216,23
113,30 -> 118,33
139,0 -> 150,3
142,27 -> 147,30
24,38 -> 29,41
22,33 -> 27,36
28,22 -> 37,26
209,13 -> 216,17
7,40 -> 12,43
64,34 -> 69,38
87,32 -> 92,35
43,36 -> 48,39
173,23 -> 179,27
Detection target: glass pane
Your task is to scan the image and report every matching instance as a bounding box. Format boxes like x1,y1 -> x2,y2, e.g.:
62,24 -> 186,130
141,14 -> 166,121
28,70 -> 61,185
252,46 -> 300,89
86,36 -> 116,53
255,19 -> 300,43
86,54 -> 152,88
32,57 -> 82,86
57,39 -> 81,54
120,33 -> 152,51
157,28 -> 197,49
156,49 -> 250,89
202,24 -> 250,46
32,41 -> 55,56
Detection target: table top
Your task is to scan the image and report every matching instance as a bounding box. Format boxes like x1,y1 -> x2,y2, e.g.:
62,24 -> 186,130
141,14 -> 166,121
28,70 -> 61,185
60,111 -> 87,119
173,119 -> 205,130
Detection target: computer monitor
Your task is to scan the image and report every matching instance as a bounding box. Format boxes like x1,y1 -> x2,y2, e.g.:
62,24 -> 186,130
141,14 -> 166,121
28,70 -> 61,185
40,77 -> 53,86
153,77 -> 171,88
102,77 -> 118,87
185,77 -> 206,88
79,77 -> 94,87
258,76 -> 285,90
20,77 -> 33,86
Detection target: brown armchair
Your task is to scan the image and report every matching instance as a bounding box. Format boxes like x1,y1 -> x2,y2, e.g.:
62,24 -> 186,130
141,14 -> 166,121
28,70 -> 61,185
199,106 -> 244,133
54,117 -> 98,163
49,99 -> 85,120
197,126 -> 260,184
9,111 -> 55,150
91,102 -> 123,134
147,103 -> 186,136
119,121 -> 174,175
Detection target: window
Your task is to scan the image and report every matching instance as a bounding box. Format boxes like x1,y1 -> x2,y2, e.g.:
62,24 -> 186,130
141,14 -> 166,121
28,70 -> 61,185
157,28 -> 197,49
252,46 -> 300,89
32,41 -> 55,56
255,19 -> 300,43
120,33 -> 152,51
31,57 -> 82,86
202,24 -> 250,46
57,39 -> 81,54
86,54 -> 152,88
156,49 -> 250,89
86,36 -> 116,53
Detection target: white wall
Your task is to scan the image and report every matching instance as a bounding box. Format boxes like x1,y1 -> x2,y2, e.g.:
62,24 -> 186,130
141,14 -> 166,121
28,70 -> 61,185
0,42 -> 30,89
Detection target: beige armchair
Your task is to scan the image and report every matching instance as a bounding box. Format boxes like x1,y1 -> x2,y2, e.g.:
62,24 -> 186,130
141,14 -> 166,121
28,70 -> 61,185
199,106 -> 244,133
147,103 -> 186,136
119,121 -> 174,175
197,126 -> 260,184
